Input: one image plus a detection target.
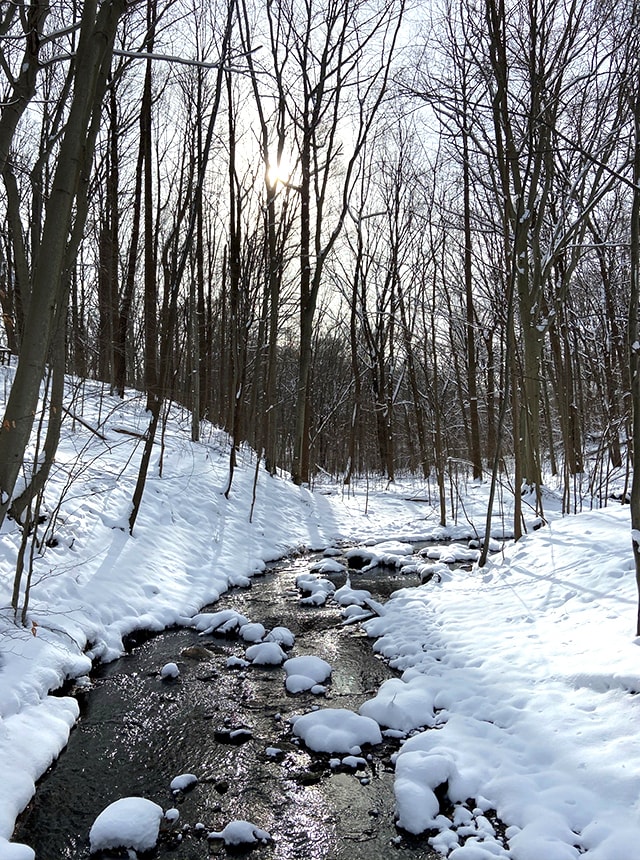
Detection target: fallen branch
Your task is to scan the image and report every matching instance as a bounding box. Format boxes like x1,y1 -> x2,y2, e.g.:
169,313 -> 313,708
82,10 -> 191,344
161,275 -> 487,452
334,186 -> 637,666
62,406 -> 107,441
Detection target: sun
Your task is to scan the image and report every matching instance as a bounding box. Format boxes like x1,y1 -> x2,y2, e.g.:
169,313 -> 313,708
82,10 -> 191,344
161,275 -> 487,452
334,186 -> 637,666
266,156 -> 291,188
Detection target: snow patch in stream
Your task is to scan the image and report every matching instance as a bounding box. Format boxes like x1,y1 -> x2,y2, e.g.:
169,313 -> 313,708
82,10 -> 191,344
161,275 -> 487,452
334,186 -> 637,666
89,797 -> 164,853
290,707 -> 382,753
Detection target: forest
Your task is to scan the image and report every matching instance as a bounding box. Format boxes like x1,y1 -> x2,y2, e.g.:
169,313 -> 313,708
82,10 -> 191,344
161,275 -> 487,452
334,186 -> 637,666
3,4 -> 640,855
1,0 -> 640,562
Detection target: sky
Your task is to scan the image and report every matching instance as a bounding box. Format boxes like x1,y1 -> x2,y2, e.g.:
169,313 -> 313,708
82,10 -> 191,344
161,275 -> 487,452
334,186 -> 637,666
0,370 -> 639,859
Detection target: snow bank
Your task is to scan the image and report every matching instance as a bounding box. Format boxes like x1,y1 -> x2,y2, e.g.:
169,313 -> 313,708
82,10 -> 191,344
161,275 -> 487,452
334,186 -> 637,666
361,505 -> 640,858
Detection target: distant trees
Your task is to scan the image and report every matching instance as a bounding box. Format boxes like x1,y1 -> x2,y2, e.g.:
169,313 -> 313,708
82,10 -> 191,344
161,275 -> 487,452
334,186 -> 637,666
1,0 -> 640,567
400,0 -> 632,536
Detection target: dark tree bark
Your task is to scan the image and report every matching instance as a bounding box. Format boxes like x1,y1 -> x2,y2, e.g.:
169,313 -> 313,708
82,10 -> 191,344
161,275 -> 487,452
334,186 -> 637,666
97,80 -> 120,385
628,63 -> 640,637
129,0 -> 233,532
0,0 -> 132,528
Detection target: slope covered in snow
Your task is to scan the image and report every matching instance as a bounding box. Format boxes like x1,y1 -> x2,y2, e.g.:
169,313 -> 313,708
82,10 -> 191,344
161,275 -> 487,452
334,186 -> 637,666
0,370 -> 638,859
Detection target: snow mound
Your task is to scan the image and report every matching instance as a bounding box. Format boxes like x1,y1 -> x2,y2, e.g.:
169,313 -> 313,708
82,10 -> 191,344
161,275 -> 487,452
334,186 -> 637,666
0,840 -> 35,860
345,541 -> 413,571
264,625 -> 296,648
89,797 -> 164,853
284,655 -> 331,683
309,557 -> 346,574
420,544 -> 480,564
239,622 -> 266,642
209,819 -> 271,846
334,580 -> 371,607
245,641 -> 287,665
170,773 -> 198,793
290,707 -> 382,753
160,662 -> 180,679
226,656 -> 249,668
395,751 -> 460,834
296,573 -> 335,605
359,675 -> 438,733
416,561 -> 451,583
189,610 -> 250,635
284,655 -> 332,694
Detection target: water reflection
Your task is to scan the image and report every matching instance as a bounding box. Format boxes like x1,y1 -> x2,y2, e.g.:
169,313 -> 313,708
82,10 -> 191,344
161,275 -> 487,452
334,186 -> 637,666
14,553 -> 439,859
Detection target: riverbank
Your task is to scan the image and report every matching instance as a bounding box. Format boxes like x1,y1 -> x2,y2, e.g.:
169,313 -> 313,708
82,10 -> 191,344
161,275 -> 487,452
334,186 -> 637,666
1,375 -> 639,859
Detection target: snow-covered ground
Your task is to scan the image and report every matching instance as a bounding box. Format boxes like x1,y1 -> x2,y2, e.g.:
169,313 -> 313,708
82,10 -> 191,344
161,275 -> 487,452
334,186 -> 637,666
0,371 -> 639,859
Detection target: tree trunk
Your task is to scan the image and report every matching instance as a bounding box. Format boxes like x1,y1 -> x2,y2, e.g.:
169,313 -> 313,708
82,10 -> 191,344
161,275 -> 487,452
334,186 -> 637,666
462,112 -> 483,479
129,0 -> 233,531
0,1 -> 49,175
628,76 -> 640,637
291,119 -> 313,485
143,0 -> 158,412
0,0 -> 128,527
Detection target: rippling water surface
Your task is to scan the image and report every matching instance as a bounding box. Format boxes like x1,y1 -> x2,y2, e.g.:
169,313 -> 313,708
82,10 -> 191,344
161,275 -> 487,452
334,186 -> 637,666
14,553 -> 440,859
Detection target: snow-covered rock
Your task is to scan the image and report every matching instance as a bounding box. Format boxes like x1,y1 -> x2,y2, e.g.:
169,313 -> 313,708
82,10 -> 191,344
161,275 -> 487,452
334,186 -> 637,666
284,655 -> 331,683
309,557 -> 346,574
189,610 -> 250,636
290,708 -> 382,753
226,655 -> 250,668
89,797 -> 164,853
334,581 -> 371,607
170,773 -> 198,793
296,573 -> 335,605
245,641 -> 287,665
0,840 -> 35,860
239,622 -> 266,642
160,662 -> 180,679
208,819 -> 271,847
284,655 -> 332,694
264,626 -> 296,648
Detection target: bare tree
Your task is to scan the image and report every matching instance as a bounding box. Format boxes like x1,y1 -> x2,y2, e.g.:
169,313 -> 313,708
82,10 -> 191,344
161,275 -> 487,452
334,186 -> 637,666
0,0 -> 136,528
257,0 -> 407,485
128,0 -> 233,531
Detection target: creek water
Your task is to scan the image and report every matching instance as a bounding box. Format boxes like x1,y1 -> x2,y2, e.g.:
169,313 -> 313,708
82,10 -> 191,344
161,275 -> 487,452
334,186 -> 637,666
13,553 -> 442,859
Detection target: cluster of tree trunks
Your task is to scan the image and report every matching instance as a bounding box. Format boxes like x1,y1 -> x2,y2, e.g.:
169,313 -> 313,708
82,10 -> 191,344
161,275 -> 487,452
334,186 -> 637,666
1,0 -> 640,631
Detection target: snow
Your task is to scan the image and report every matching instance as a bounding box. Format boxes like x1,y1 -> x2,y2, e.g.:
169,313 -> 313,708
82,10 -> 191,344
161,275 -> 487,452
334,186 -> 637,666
1,374 -> 640,858
290,707 -> 383,753
170,773 -> 198,793
284,654 -> 332,693
296,572 -> 335,605
0,843 -> 34,860
88,796 -> 164,853
309,557 -> 346,574
160,661 -> 180,679
264,625 -> 296,647
188,609 -> 250,635
226,655 -> 249,668
360,506 -> 640,856
334,578 -> 371,606
244,641 -> 287,665
359,675 -> 439,733
208,819 -> 272,846
420,543 -> 480,563
239,621 -> 266,642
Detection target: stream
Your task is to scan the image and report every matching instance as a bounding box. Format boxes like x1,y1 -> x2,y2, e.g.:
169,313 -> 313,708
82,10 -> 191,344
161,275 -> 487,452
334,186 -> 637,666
13,552 -> 443,859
